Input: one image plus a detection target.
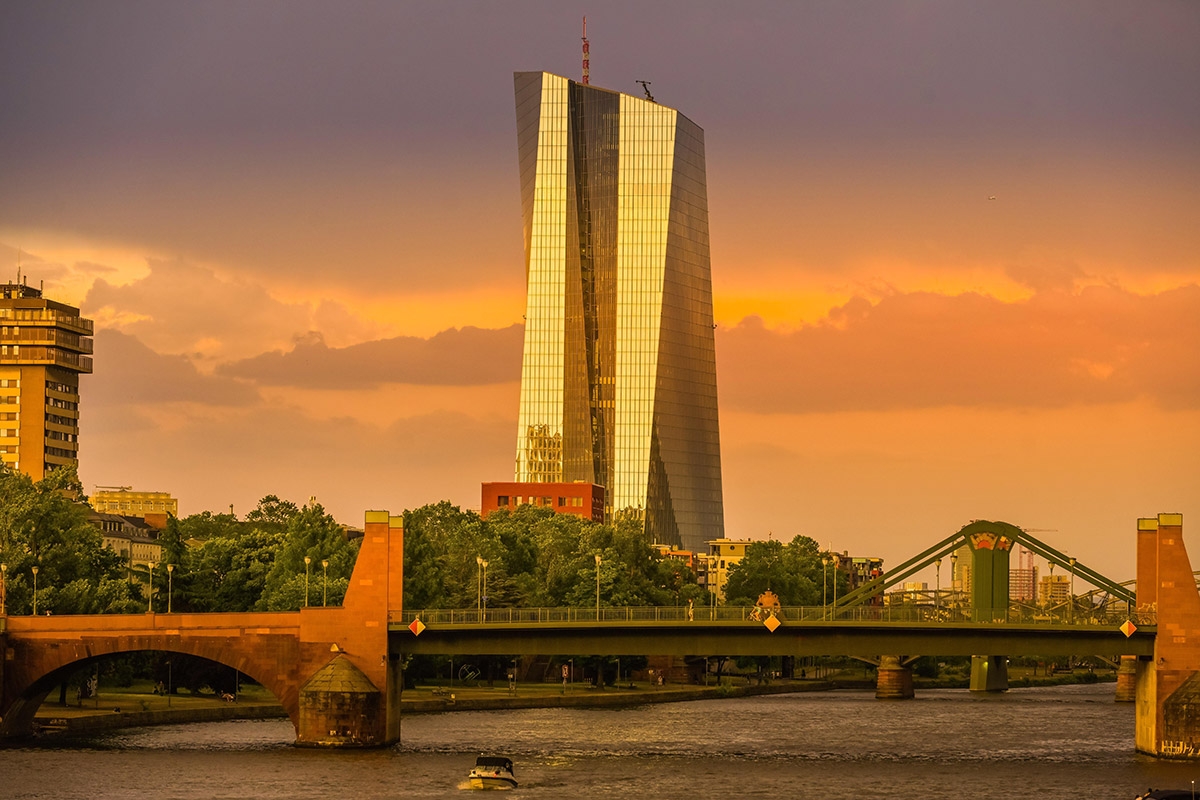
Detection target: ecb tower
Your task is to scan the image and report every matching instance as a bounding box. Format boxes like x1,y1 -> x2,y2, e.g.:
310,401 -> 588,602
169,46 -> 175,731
513,71 -> 724,552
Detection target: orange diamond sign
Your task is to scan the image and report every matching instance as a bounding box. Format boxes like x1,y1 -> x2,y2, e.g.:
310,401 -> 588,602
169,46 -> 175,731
1120,620 -> 1137,638
763,615 -> 781,633
409,618 -> 426,636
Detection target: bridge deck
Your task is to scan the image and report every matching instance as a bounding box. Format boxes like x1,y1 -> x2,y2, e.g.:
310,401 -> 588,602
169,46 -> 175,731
390,606 -> 1155,659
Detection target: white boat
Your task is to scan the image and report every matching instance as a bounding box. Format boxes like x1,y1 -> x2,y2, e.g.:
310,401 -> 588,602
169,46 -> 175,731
467,756 -> 518,790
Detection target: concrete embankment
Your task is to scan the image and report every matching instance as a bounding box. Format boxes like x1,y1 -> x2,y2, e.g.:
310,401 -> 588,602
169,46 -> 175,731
35,681 -> 833,733
35,703 -> 288,734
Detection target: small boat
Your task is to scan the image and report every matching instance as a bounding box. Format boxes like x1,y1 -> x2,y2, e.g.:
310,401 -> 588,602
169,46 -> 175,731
467,756 -> 518,790
1134,791 -> 1194,800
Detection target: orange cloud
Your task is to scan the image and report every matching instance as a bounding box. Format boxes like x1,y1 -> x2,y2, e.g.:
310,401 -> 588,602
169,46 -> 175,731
717,284 -> 1200,412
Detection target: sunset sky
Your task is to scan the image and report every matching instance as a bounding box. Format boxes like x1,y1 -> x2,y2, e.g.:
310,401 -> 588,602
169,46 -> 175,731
2,2 -> 1197,582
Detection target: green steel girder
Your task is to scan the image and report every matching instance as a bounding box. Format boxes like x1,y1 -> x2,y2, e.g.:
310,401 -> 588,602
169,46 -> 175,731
833,530 -> 967,608
833,520 -> 1135,609
1010,530 -> 1135,605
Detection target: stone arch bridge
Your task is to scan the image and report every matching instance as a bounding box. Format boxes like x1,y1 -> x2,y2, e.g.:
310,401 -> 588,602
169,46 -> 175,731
0,512 -> 404,747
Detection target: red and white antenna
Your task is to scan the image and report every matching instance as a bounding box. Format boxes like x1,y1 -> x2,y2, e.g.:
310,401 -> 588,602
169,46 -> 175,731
581,16 -> 590,85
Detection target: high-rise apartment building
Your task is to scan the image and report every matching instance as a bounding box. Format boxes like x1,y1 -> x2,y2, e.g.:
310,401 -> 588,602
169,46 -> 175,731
512,71 -> 724,552
0,282 -> 93,480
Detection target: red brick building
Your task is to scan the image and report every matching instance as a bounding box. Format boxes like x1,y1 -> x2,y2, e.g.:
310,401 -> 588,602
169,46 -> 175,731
481,482 -> 604,523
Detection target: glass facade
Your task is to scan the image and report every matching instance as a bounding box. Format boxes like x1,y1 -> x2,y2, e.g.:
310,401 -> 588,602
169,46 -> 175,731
513,72 -> 724,552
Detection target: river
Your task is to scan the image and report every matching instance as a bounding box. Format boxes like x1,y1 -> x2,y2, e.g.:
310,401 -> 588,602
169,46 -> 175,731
0,684 -> 1195,798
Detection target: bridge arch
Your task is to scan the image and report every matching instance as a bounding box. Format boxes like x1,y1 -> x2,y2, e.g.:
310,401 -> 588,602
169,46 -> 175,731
1,644 -> 288,738
0,618 -> 302,738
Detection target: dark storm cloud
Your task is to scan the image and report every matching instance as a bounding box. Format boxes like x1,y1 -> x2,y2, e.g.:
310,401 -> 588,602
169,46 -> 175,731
88,330 -> 259,407
216,325 -> 524,389
1,2 -> 1196,291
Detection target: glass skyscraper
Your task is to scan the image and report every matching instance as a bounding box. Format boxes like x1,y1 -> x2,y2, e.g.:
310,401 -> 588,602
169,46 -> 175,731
513,71 -> 724,552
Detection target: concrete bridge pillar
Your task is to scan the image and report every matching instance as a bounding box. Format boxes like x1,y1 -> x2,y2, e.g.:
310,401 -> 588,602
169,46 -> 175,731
969,655 -> 1008,692
294,511 -> 404,747
1133,513 -> 1200,758
1115,655 -> 1137,702
875,655 -> 914,699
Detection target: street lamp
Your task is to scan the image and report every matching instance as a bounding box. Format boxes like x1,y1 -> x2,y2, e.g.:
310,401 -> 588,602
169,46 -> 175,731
31,565 -> 39,615
476,556 -> 484,615
147,561 -> 155,613
595,554 -> 602,621
831,554 -> 839,620
1,563 -> 7,616
934,558 -> 942,616
950,552 -> 958,599
481,559 -> 489,621
167,564 -> 175,614
707,555 -> 719,619
1068,557 -> 1076,623
322,560 -> 329,607
303,556 -> 312,608
821,556 -> 829,619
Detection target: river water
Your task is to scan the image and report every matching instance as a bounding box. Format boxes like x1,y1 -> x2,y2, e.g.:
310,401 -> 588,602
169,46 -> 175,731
1,684 -> 1196,799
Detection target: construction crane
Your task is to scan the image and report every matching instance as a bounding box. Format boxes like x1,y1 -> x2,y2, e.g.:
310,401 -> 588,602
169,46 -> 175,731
636,80 -> 655,102
95,485 -> 132,492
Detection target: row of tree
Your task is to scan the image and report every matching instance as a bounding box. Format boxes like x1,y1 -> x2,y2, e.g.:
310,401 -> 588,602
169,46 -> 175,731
0,465 -> 359,615
1,463 -> 849,616
402,501 -> 848,611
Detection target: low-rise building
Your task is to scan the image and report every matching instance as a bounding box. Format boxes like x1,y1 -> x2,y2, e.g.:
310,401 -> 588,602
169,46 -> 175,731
701,538 -> 755,603
88,510 -> 163,577
480,481 -> 604,523
91,487 -> 178,518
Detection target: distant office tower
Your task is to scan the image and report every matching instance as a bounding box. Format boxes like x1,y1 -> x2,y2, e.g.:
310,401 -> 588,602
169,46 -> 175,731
512,72 -> 724,552
0,281 -> 93,480
1009,545 -> 1038,603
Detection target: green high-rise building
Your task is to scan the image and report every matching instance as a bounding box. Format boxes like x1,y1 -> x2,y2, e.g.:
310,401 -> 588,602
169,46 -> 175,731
512,72 -> 724,552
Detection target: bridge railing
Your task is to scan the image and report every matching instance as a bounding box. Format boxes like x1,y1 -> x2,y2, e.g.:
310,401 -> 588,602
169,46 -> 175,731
397,605 -> 1156,628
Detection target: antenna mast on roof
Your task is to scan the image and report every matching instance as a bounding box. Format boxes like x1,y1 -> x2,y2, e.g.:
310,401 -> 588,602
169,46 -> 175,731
581,17 -> 590,85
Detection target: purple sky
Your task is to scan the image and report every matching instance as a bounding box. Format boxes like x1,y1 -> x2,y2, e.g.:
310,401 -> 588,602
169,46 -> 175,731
1,2 -> 1197,581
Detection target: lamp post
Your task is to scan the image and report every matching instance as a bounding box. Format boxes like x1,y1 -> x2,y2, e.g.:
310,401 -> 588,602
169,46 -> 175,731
476,556 -> 484,616
167,564 -> 175,613
303,556 -> 311,608
831,554 -> 839,620
822,556 -> 829,619
950,552 -> 958,603
147,561 -> 155,613
1047,561 -> 1057,616
594,554 -> 602,621
1,563 -> 7,616
481,559 -> 489,621
934,558 -> 942,617
1068,557 -> 1076,623
322,560 -> 329,607
708,555 -> 719,619
31,565 -> 38,615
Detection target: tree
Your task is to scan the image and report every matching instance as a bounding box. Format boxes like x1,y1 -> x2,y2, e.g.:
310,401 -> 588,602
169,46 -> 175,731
723,535 -> 826,607
186,525 -> 282,612
258,501 -> 358,610
245,495 -> 300,531
0,464 -> 136,614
